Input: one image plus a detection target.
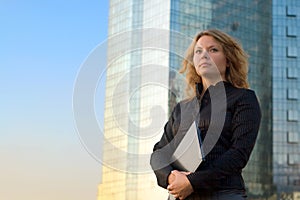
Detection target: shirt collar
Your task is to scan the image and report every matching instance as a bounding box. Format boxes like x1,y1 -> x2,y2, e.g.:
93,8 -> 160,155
196,81 -> 231,99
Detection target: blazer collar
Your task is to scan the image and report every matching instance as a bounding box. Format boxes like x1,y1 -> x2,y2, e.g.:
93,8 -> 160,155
196,81 -> 231,99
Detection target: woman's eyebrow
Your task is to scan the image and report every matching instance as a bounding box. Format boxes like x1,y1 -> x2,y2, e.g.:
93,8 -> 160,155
194,44 -> 218,49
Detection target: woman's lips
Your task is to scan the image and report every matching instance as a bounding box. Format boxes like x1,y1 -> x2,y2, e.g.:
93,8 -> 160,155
199,62 -> 211,67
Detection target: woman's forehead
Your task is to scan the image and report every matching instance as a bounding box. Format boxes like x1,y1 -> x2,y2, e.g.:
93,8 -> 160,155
195,35 -> 222,48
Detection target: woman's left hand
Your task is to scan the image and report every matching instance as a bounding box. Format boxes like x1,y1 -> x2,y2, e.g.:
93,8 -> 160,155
167,170 -> 193,200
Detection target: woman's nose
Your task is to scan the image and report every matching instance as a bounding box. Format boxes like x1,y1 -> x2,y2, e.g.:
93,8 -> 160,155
201,50 -> 209,59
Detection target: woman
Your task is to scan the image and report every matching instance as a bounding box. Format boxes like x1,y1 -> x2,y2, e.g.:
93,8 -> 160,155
150,29 -> 261,200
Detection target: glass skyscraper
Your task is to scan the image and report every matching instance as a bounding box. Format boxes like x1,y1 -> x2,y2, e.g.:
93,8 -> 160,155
272,0 -> 300,199
98,0 -> 300,199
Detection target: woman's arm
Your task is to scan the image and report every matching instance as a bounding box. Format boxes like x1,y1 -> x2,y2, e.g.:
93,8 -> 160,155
150,105 -> 178,189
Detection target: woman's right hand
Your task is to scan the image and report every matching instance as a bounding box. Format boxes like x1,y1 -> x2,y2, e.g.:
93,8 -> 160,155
167,170 -> 194,200
168,170 -> 191,184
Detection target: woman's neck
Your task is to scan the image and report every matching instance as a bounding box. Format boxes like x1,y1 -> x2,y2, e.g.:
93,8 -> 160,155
201,77 -> 226,91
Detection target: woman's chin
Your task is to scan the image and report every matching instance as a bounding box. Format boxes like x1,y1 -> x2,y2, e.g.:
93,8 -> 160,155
197,68 -> 218,77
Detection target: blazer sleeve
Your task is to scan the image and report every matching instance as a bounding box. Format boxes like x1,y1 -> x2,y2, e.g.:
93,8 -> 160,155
150,104 -> 180,189
186,90 -> 261,190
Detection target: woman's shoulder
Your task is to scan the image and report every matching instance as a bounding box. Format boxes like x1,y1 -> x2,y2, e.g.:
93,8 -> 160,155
226,84 -> 260,107
171,96 -> 199,116
227,83 -> 258,98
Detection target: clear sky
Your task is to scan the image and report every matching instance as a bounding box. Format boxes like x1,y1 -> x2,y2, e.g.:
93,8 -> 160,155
0,1 -> 108,199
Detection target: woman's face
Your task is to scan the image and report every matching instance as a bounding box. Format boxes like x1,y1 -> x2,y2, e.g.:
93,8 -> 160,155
193,35 -> 227,81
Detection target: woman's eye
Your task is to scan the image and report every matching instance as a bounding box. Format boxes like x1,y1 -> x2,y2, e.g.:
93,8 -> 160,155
195,49 -> 202,54
210,48 -> 218,52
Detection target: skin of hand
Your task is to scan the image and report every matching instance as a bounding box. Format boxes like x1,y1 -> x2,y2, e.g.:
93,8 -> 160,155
167,170 -> 194,200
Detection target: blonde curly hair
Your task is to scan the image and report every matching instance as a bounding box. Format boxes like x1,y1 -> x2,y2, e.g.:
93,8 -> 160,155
180,29 -> 249,97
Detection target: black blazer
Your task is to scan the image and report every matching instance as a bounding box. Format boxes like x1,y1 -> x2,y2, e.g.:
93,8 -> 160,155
150,81 -> 261,198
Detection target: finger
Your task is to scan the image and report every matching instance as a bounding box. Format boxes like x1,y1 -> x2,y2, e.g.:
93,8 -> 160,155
167,184 -> 173,191
169,190 -> 176,195
171,170 -> 179,175
181,171 -> 191,175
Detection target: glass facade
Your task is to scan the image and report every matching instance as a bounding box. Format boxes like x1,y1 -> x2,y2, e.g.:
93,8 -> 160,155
99,0 -> 300,199
98,0 -> 171,199
272,0 -> 300,198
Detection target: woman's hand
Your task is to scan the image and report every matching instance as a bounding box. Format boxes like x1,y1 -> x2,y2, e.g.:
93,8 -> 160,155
167,170 -> 193,200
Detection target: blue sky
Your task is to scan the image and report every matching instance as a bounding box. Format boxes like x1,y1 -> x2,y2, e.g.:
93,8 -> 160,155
0,1 -> 108,199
